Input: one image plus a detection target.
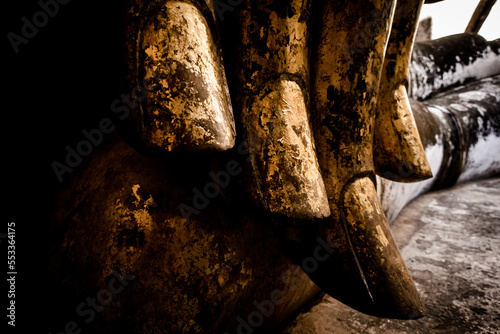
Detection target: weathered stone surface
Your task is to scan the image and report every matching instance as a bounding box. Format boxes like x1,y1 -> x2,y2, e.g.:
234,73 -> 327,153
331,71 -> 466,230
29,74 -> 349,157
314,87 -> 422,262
427,76 -> 500,186
139,2 -> 235,151
230,0 -> 330,220
308,0 -> 425,319
46,132 -> 320,334
122,0 -> 236,152
245,78 -> 330,219
374,0 -> 432,183
311,0 -> 394,206
44,73 -> 500,333
415,16 -> 432,42
42,4 -> 500,334
409,34 -> 500,101
378,75 -> 500,223
283,177 -> 500,334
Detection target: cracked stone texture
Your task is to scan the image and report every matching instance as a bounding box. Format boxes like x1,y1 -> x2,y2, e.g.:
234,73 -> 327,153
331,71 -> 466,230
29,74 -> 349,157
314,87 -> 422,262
282,177 -> 500,334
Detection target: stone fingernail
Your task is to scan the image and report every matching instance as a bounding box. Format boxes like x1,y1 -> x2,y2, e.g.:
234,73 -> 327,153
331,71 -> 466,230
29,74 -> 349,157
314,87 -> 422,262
374,84 -> 433,182
342,176 -> 426,319
139,1 -> 235,152
244,78 -> 330,219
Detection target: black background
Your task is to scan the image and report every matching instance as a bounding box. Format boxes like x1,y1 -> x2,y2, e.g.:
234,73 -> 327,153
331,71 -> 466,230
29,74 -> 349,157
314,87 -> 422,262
4,1 -> 126,332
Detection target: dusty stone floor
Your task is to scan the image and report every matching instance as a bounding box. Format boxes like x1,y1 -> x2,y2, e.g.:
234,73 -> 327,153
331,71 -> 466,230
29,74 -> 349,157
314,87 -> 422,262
282,177 -> 500,334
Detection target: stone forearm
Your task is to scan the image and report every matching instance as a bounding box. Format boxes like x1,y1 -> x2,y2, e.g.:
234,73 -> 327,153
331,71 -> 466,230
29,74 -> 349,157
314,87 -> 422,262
409,34 -> 500,101
378,75 -> 500,223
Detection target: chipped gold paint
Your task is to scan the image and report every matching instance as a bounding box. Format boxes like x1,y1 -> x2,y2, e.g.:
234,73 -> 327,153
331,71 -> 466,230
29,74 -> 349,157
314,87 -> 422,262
235,0 -> 330,219
376,225 -> 390,248
138,1 -> 235,152
50,130 -> 323,333
311,0 -> 396,212
101,186 -> 155,277
246,79 -> 330,218
374,0 -> 432,182
309,0 -> 425,319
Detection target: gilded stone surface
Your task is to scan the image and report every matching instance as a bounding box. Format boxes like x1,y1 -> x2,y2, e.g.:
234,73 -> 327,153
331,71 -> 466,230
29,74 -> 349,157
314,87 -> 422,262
48,133 -> 320,333
374,0 -> 432,183
123,0 -> 236,152
232,0 -> 330,219
309,0 -> 425,319
245,79 -> 330,219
